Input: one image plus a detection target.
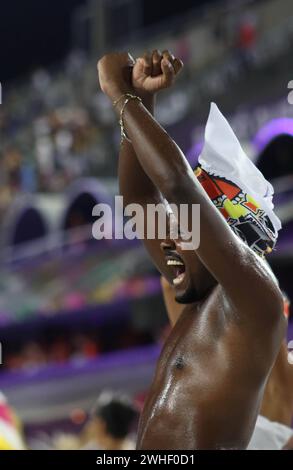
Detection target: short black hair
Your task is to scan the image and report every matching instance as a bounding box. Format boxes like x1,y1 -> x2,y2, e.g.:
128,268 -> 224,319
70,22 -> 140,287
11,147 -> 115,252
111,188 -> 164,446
94,392 -> 138,439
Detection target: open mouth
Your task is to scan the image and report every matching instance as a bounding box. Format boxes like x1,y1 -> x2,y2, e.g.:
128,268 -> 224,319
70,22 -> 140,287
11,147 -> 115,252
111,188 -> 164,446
166,254 -> 186,287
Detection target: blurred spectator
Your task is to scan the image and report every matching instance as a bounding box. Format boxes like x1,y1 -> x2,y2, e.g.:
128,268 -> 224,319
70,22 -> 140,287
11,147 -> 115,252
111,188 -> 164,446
236,12 -> 258,68
80,391 -> 138,450
53,391 -> 138,450
257,134 -> 293,182
238,13 -> 257,51
0,392 -> 26,450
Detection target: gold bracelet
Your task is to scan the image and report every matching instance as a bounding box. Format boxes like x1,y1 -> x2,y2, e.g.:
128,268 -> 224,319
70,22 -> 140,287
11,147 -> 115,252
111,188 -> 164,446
118,94 -> 142,143
113,93 -> 128,108
113,92 -> 140,108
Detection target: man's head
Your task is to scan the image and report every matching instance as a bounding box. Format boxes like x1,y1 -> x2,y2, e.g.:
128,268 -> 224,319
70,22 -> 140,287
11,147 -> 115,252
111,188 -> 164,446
88,392 -> 137,445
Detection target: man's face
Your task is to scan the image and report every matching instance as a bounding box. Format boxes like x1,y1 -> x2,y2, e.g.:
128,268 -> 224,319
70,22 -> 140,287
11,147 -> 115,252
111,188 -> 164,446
160,233 -> 216,304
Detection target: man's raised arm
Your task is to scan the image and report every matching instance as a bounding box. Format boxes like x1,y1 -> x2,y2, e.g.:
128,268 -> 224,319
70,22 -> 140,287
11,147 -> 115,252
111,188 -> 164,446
98,52 -> 284,333
118,51 -> 183,280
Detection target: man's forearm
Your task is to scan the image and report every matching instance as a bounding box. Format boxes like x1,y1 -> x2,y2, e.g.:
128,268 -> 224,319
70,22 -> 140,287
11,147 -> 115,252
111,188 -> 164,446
118,92 -> 174,281
118,93 -> 163,207
116,98 -> 204,211
138,92 -> 155,116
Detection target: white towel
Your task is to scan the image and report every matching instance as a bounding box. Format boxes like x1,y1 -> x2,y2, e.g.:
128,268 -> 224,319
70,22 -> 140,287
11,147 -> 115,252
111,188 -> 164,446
247,415 -> 293,450
199,103 -> 281,236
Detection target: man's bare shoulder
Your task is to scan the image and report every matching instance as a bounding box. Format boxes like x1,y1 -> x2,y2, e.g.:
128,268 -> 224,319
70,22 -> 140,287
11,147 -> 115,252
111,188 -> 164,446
215,253 -> 286,371
222,245 -> 284,324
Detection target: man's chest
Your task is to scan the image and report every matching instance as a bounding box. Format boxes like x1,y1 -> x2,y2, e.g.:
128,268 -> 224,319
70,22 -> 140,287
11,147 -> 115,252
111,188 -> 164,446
160,299 -> 231,368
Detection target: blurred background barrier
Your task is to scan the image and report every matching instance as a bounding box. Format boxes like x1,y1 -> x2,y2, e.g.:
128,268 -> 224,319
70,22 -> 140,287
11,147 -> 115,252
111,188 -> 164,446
0,0 -> 293,449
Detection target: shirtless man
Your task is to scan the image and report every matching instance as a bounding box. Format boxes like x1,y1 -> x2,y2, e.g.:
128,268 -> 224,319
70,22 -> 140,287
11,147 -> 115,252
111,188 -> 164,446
250,339 -> 293,450
97,50 -> 286,449
251,292 -> 293,450
260,342 -> 293,429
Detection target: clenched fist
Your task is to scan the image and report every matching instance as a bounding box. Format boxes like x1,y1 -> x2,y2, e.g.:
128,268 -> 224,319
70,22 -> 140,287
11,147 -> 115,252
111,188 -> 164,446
97,50 -> 183,103
132,50 -> 183,95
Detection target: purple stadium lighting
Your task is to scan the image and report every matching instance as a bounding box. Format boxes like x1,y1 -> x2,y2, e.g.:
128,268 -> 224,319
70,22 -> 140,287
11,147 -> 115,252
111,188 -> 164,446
186,140 -> 204,169
253,118 -> 293,155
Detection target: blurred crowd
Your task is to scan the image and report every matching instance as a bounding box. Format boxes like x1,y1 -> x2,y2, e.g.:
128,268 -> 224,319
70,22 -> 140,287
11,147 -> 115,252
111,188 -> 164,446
1,0 -> 292,216
0,245 -> 157,323
0,389 -> 139,450
0,51 -> 117,210
3,323 -> 155,373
